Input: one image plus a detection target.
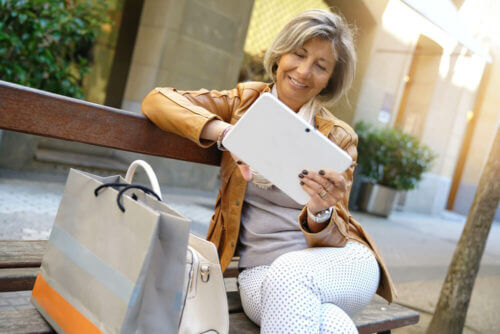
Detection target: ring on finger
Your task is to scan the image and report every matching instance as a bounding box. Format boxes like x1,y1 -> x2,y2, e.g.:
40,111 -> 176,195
319,189 -> 327,198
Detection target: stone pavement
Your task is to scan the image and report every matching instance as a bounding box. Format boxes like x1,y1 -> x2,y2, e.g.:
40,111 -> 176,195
0,168 -> 216,240
358,211 -> 500,334
1,168 -> 499,333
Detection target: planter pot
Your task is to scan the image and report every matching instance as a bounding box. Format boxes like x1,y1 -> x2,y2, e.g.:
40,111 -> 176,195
358,182 -> 399,217
348,168 -> 367,211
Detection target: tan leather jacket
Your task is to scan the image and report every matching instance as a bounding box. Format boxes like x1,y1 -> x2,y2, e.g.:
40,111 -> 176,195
141,81 -> 397,303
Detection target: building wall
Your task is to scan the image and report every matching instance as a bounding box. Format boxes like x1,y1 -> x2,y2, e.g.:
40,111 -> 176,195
403,48 -> 481,215
454,52 -> 500,220
353,0 -> 415,128
389,0 -> 500,219
327,0 -> 378,125
397,37 -> 442,137
448,0 -> 500,220
115,0 -> 255,190
349,0 -> 492,215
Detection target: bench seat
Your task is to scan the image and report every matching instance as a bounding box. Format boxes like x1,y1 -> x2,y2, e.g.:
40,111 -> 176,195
0,294 -> 263,334
0,240 -> 418,333
0,290 -> 416,334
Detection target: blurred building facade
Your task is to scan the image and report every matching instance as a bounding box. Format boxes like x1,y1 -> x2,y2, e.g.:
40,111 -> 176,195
1,0 -> 498,219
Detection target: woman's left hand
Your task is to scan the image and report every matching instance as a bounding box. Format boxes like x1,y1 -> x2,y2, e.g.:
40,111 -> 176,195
299,169 -> 347,214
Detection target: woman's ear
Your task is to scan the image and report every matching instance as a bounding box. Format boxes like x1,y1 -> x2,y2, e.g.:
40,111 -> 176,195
319,78 -> 332,96
273,56 -> 282,74
272,62 -> 279,75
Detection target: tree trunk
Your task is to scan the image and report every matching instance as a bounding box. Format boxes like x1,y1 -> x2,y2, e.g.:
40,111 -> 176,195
427,128 -> 500,333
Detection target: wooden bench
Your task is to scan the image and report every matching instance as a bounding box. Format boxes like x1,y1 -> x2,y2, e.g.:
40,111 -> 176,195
0,241 -> 418,333
0,81 -> 419,333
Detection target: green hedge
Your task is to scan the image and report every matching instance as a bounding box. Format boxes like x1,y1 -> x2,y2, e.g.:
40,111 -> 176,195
355,121 -> 436,191
0,0 -> 108,98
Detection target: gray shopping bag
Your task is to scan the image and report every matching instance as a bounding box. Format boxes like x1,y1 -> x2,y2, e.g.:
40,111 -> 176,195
31,167 -> 190,334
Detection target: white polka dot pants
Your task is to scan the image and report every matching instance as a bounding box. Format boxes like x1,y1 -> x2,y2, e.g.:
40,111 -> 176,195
238,242 -> 380,333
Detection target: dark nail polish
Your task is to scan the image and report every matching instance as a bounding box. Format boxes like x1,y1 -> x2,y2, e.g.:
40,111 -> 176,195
298,174 -> 304,178
319,170 -> 325,175
300,181 -> 304,185
237,161 -> 242,165
302,170 -> 308,175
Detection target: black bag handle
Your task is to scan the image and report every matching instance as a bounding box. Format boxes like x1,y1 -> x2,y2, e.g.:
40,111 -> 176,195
94,183 -> 162,212
116,185 -> 162,212
94,183 -> 129,196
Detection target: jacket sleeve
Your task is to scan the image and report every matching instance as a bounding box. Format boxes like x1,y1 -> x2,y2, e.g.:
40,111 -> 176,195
298,126 -> 358,247
141,86 -> 240,148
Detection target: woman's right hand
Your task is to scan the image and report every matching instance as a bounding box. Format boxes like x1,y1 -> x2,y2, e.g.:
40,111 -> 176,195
230,152 -> 252,182
222,126 -> 252,182
204,120 -> 252,182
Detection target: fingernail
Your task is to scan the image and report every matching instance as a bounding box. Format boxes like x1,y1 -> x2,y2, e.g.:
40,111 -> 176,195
237,161 -> 242,165
302,170 -> 308,175
319,170 -> 325,175
298,174 -> 304,178
300,181 -> 304,185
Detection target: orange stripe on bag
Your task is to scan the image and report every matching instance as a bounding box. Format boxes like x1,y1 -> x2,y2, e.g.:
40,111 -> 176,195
32,273 -> 103,334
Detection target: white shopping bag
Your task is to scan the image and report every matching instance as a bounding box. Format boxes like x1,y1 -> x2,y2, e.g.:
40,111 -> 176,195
31,160 -> 190,333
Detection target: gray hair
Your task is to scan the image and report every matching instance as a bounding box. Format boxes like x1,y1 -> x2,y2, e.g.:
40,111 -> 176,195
263,9 -> 356,104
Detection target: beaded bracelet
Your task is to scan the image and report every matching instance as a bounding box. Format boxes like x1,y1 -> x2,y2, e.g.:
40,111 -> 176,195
216,126 -> 232,151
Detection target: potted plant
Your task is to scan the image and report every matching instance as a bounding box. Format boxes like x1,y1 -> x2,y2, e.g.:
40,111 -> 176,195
354,121 -> 436,216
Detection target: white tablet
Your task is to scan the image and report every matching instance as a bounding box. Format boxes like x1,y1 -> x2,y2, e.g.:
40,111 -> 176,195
222,93 -> 353,205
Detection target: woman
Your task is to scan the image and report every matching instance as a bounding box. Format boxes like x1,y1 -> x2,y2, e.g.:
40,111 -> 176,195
142,9 -> 397,333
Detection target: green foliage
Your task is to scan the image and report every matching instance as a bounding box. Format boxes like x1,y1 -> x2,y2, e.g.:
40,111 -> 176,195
0,0 -> 108,98
355,121 -> 436,191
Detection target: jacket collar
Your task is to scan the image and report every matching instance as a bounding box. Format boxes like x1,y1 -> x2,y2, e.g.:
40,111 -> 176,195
264,83 -> 335,136
315,113 -> 335,136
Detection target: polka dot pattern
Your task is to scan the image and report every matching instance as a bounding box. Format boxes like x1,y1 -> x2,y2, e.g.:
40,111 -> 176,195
238,265 -> 270,325
238,242 -> 380,333
320,303 -> 358,334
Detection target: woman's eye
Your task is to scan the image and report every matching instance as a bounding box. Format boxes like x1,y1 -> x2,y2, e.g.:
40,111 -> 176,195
294,52 -> 305,58
317,64 -> 327,71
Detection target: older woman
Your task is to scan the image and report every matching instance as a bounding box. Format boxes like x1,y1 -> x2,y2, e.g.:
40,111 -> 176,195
142,9 -> 397,333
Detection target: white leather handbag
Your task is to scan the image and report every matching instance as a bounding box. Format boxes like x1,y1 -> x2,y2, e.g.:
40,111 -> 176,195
125,160 -> 229,334
178,234 -> 229,334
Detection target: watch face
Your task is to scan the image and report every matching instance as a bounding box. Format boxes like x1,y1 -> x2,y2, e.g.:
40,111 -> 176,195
315,209 -> 328,217
314,207 -> 333,222
307,207 -> 332,223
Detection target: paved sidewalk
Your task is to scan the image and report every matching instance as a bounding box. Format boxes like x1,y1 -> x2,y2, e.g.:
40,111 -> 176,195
0,169 -> 216,240
1,169 -> 499,333
357,211 -> 500,333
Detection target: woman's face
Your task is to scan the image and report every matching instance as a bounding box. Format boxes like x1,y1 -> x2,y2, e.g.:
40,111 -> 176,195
275,37 -> 336,112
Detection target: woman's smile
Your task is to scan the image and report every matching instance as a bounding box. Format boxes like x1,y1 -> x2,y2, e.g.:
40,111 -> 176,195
288,76 -> 308,88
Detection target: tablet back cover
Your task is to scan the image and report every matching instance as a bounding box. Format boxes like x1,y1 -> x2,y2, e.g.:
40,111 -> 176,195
222,93 -> 352,205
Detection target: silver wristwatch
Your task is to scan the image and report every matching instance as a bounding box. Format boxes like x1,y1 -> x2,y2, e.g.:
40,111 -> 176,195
307,206 -> 333,223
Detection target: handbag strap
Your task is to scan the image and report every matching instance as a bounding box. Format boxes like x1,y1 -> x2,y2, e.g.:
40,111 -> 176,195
124,160 -> 163,200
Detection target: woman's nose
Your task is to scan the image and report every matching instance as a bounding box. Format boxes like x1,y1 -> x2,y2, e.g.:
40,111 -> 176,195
296,60 -> 313,78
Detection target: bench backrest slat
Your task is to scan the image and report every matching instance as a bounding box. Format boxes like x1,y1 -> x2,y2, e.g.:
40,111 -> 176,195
0,80 -> 221,166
